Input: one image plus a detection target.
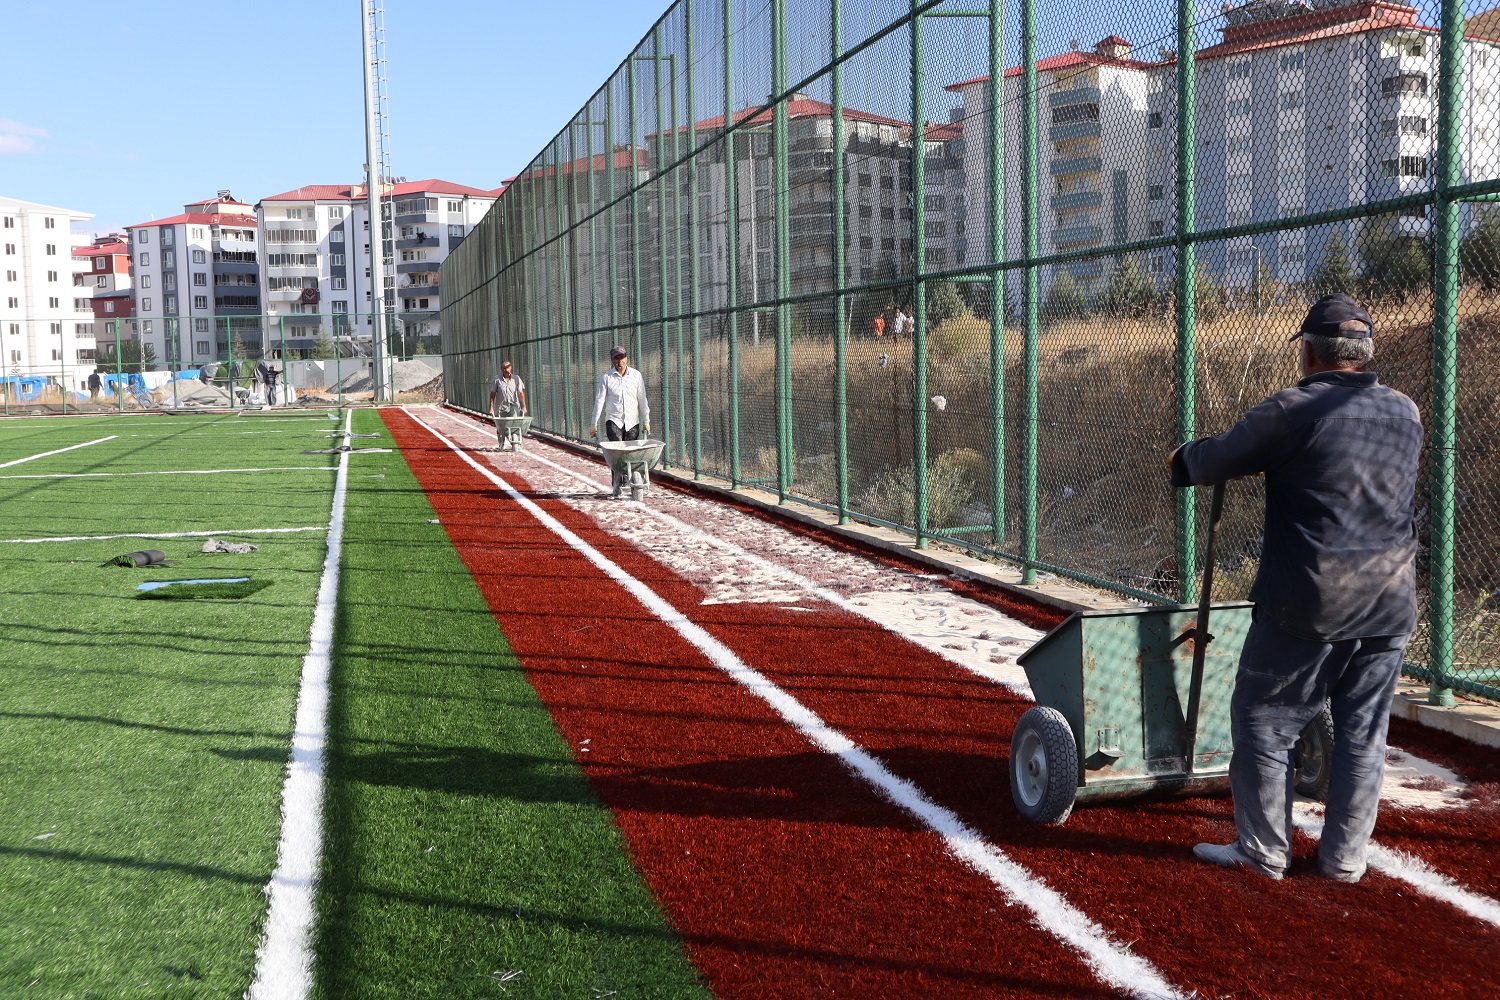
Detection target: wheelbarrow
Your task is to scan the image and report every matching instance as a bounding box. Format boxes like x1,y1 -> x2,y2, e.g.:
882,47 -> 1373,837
1010,483 -> 1333,824
494,415 -> 532,451
598,439 -> 666,501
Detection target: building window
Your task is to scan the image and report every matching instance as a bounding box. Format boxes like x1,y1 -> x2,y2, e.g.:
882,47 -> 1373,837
1381,36 -> 1425,59
135,229 -> 149,243
47,270 -> 57,282
1052,103 -> 1101,125
1283,243 -> 1306,264
196,340 -> 210,354
1148,111 -> 1163,129
1228,173 -> 1252,194
105,301 -> 115,313
1228,136 -> 1252,155
95,258 -> 106,271
45,244 -> 56,255
1228,98 -> 1251,118
332,300 -> 348,313
44,216 -> 55,229
162,229 -> 174,245
1280,50 -> 1305,72
330,230 -> 345,243
446,200 -> 461,212
1383,156 -> 1429,178
96,276 -> 106,287
142,297 -> 152,311
191,249 -> 206,264
194,295 -> 208,309
332,277 -> 347,289
286,208 -> 304,219
1279,90 -> 1304,111
48,297 -> 59,308
195,318 -> 209,332
1228,59 -> 1251,80
163,273 -> 175,289
192,272 -> 206,286
330,253 -> 345,265
164,296 -> 176,312
142,320 -> 153,334
191,227 -> 204,239
6,297 -> 16,307
3,244 -> 12,255
1228,209 -> 1252,226
139,252 -> 150,267
1,217 -> 11,228
4,270 -> 12,280
1383,73 -> 1427,96
1148,220 -> 1165,236
447,224 -> 464,237
329,206 -> 345,219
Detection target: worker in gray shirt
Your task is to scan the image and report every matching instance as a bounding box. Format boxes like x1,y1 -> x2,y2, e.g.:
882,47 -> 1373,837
489,359 -> 527,417
589,345 -> 650,441
1170,293 -> 1422,883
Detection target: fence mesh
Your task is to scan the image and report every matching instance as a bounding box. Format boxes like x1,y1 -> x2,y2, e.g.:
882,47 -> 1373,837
440,0 -> 1500,702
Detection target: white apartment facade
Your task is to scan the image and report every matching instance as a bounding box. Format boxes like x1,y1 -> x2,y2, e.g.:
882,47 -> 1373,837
946,1 -> 1500,299
124,193 -> 259,366
0,196 -> 95,381
255,180 -> 497,356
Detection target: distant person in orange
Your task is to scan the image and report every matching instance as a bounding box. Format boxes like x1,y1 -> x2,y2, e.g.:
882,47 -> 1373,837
872,312 -> 885,337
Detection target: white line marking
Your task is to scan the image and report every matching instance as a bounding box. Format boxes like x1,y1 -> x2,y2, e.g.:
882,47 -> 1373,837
426,406 -> 1036,693
0,435 -> 117,470
0,526 -> 328,544
1291,807 -> 1500,929
408,408 -> 1184,1000
246,409 -> 351,1000
0,466 -> 332,480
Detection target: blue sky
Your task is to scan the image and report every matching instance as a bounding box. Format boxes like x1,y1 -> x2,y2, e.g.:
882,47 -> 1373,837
0,0 -> 1217,241
0,0 -> 673,237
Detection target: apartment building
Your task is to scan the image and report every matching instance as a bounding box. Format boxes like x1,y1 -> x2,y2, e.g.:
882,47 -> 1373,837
947,1 -> 1500,298
255,179 -> 496,356
948,36 -> 1156,299
74,234 -> 133,341
124,192 -> 259,366
0,195 -> 95,377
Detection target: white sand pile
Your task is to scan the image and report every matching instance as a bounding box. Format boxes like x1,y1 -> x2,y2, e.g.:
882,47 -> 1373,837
339,360 -> 440,394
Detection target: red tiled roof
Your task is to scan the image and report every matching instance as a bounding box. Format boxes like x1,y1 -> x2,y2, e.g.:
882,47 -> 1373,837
1195,1 -> 1423,61
125,213 -> 257,230
72,241 -> 129,256
657,96 -> 911,137
946,48 -> 1160,91
257,179 -> 499,203
925,121 -> 963,142
184,195 -> 252,209
510,149 -> 652,184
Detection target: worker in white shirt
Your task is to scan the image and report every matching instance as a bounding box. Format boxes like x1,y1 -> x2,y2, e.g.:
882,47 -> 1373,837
589,345 -> 650,441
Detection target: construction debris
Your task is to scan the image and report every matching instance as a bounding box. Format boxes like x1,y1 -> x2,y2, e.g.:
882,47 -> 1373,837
201,539 -> 259,554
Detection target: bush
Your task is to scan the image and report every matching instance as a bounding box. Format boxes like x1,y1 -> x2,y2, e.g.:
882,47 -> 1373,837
96,340 -> 158,374
855,449 -> 980,531
1359,218 -> 1431,301
1100,256 -> 1158,317
1460,208 -> 1500,292
1312,231 -> 1361,297
1194,263 -> 1226,323
925,279 -> 969,328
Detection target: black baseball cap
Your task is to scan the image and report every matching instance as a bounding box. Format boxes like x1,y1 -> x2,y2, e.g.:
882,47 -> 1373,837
610,345 -> 628,359
1289,293 -> 1373,341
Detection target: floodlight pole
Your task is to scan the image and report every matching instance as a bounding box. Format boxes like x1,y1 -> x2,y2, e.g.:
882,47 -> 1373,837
362,0 -> 389,402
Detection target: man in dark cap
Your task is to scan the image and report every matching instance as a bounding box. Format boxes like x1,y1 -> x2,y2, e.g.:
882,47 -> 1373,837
1169,292 -> 1423,883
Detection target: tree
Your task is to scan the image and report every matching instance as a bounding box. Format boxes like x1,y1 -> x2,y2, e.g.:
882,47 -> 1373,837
96,339 -> 158,374
230,329 -> 250,363
1460,207 -> 1500,292
1359,217 -> 1430,301
310,330 -> 338,360
1193,263 -> 1226,324
1100,255 -> 1157,317
1311,231 -> 1360,297
1041,269 -> 1088,325
925,280 -> 969,328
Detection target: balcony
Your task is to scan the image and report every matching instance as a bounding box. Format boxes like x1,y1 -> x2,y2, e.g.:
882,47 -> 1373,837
397,261 -> 441,275
1049,87 -> 1101,107
1052,225 -> 1102,246
1063,259 -> 1104,280
213,250 -> 257,264
395,235 -> 442,251
214,296 -> 260,311
1050,156 -> 1102,176
394,209 -> 439,225
1049,122 -> 1101,142
1050,191 -> 1103,211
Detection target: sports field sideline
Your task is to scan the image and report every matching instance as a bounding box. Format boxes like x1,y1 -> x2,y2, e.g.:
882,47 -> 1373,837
1,406 -> 1497,999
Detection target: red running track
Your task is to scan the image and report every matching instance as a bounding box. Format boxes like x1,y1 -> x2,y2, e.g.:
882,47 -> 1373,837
385,408 -> 1500,999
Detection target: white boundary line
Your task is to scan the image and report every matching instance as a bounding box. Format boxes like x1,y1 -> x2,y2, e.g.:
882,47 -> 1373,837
425,406 -> 1033,693
1291,809 -> 1500,928
406,408 -> 1184,1000
0,526 -> 327,544
245,409 -> 352,1000
0,435 -> 117,470
0,466 -> 333,480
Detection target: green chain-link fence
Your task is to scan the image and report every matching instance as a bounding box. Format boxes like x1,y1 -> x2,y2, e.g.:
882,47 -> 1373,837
441,0 -> 1500,703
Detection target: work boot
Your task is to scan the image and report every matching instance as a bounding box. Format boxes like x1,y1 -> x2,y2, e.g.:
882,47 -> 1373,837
1193,840 -> 1285,881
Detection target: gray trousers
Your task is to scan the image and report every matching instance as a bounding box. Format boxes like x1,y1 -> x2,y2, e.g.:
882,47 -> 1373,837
1230,614 -> 1407,876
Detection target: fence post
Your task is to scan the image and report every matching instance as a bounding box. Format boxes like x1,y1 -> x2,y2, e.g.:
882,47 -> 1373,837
1174,0 -> 1200,604
586,106 -> 601,433
605,80 -> 620,412
1427,0 -> 1464,706
988,0 -> 1005,545
911,1 -> 931,547
773,0 -> 793,502
629,54 -> 646,371
669,47 -> 686,464
114,318 -> 124,412
0,320 -> 7,416
279,317 -> 288,405
724,0 -> 742,487
651,31 -> 673,460
686,0 -> 702,478
1021,0 -> 1039,583
832,0 -> 849,522
60,322 -> 68,414
560,127 -> 576,440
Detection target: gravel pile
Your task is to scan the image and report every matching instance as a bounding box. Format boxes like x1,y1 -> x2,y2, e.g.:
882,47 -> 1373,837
339,360 -> 441,394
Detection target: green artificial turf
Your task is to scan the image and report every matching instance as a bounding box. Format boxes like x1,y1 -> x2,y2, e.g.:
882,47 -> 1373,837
314,409 -> 710,999
0,412 -> 337,997
137,578 -> 274,600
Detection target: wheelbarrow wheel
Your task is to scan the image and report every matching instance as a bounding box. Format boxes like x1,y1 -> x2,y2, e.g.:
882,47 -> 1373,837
1010,706 -> 1080,825
1294,702 -> 1335,802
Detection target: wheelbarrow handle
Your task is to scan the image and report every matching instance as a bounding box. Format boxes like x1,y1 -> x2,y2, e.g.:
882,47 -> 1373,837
1184,481 -> 1227,773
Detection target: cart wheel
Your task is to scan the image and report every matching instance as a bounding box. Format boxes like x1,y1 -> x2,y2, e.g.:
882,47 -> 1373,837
1294,702 -> 1335,802
1010,706 -> 1080,825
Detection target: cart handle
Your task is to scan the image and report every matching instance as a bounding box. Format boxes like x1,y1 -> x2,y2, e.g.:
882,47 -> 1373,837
1183,481 -> 1226,774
